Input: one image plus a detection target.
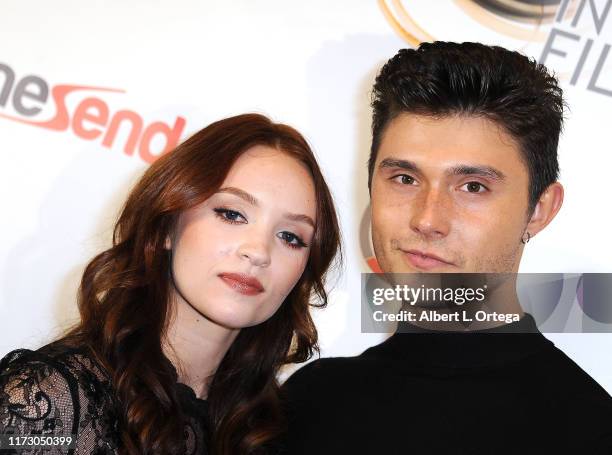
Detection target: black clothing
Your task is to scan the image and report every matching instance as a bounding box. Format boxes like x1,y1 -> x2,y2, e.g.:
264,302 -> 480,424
282,314 -> 612,454
0,342 -> 209,454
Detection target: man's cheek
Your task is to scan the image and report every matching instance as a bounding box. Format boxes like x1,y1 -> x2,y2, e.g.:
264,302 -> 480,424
380,206 -> 406,234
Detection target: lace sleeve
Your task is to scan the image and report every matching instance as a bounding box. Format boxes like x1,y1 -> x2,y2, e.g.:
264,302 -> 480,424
0,348 -> 120,455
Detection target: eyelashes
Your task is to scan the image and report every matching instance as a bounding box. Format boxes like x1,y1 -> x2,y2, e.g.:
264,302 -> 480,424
392,174 -> 416,185
278,231 -> 308,249
391,174 -> 490,194
213,207 -> 309,249
213,207 -> 245,224
460,182 -> 489,193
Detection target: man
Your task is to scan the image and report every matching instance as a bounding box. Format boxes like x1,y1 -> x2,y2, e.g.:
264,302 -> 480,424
282,42 -> 612,454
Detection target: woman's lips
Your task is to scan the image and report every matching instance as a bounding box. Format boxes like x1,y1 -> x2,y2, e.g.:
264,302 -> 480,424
218,273 -> 264,296
402,249 -> 454,271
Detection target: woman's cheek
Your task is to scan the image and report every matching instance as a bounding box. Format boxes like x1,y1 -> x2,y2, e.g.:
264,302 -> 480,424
199,223 -> 238,257
285,253 -> 309,289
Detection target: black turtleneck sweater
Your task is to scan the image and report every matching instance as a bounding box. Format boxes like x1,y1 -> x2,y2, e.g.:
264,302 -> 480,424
282,314 -> 612,454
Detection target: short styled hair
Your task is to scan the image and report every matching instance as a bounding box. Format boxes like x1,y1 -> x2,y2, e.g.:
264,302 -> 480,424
369,41 -> 565,212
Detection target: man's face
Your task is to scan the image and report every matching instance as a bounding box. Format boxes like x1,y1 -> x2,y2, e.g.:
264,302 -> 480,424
370,113 -> 530,273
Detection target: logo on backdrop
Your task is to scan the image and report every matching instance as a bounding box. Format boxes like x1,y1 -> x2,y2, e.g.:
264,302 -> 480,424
360,204 -> 383,273
0,62 -> 186,164
379,0 -> 612,98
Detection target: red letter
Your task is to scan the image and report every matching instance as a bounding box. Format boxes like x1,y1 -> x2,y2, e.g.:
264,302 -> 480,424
102,110 -> 143,155
72,97 -> 109,140
139,116 -> 186,164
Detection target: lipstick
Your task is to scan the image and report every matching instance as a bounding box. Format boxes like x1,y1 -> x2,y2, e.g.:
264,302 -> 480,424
218,273 -> 264,296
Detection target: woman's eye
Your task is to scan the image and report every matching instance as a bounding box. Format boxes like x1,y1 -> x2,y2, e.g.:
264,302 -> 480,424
393,174 -> 416,185
461,182 -> 488,193
213,208 -> 246,224
278,231 -> 308,249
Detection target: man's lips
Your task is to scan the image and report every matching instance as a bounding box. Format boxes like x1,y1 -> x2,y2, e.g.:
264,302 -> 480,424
218,273 -> 264,296
401,249 -> 455,270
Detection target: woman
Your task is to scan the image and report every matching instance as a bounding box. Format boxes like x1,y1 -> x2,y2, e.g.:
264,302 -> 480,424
0,113 -> 341,454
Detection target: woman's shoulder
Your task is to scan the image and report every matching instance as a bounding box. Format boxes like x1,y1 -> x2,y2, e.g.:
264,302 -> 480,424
3,341 -> 104,375
0,341 -> 121,453
1,341 -> 114,404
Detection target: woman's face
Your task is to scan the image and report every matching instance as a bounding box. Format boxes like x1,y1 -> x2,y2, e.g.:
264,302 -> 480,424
167,145 -> 316,330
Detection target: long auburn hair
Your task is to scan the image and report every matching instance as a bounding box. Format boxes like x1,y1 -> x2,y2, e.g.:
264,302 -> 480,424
58,113 -> 342,454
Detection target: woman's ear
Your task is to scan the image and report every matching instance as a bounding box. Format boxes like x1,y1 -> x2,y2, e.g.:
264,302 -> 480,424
525,182 -> 564,237
164,235 -> 172,250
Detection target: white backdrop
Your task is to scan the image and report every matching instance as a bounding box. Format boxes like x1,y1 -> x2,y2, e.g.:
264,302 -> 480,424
1,0 -> 611,392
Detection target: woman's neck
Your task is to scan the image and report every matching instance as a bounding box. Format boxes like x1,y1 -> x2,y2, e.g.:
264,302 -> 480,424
162,295 -> 239,399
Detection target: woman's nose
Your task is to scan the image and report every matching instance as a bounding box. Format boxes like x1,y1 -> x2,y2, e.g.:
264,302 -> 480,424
237,232 -> 272,267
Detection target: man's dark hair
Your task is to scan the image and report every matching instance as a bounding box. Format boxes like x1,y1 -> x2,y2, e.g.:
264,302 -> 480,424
369,41 -> 564,212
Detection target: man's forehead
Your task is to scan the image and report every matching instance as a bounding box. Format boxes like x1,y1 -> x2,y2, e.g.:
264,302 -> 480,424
376,113 -> 526,175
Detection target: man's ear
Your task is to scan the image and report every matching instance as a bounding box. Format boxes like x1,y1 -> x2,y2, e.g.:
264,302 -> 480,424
525,182 -> 564,238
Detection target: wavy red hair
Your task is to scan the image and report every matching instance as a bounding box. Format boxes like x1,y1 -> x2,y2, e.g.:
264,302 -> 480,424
59,113 -> 342,454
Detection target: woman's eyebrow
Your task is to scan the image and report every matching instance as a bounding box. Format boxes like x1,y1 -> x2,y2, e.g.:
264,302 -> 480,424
217,186 -> 315,228
284,213 -> 315,228
216,187 -> 259,205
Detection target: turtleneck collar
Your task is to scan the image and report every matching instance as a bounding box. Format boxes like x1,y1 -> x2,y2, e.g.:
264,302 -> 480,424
362,313 -> 553,370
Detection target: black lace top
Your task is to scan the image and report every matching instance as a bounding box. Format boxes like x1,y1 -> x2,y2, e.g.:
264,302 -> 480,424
0,342 -> 209,454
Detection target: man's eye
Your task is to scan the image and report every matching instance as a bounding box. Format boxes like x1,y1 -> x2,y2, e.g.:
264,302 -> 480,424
461,182 -> 488,193
393,174 -> 416,185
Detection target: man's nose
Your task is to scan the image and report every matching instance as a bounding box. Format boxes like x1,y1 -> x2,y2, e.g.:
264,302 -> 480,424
409,186 -> 451,239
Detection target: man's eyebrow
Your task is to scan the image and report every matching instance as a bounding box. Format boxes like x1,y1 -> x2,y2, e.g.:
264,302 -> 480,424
216,187 -> 259,206
449,165 -> 505,181
378,158 -> 505,181
378,158 -> 420,173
